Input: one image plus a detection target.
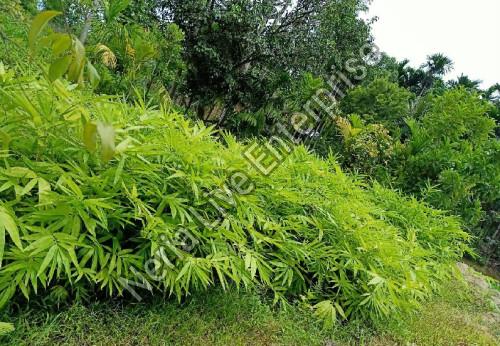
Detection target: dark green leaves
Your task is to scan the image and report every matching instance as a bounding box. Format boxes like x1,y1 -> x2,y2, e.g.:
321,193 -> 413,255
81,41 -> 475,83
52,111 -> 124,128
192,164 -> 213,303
105,0 -> 131,22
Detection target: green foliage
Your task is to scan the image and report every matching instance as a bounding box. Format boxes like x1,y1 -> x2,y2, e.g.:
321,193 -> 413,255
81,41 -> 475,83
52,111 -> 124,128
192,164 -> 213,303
341,78 -> 413,133
0,65 -> 469,325
2,275 -> 498,345
161,0 -> 371,128
335,115 -> 395,178
24,10 -> 100,88
90,18 -> 186,101
419,88 -> 495,143
390,53 -> 454,96
0,2 -> 30,67
1,4 -> 498,333
0,322 -> 14,336
400,89 -> 498,243
338,76 -> 499,264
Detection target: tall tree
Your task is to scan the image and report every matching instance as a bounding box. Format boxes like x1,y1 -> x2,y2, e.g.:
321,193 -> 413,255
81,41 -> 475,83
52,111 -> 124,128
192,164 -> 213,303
155,0 -> 372,129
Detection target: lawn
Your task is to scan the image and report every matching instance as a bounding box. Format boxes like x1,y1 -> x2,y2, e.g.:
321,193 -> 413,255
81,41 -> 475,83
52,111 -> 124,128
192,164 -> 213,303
2,265 -> 498,346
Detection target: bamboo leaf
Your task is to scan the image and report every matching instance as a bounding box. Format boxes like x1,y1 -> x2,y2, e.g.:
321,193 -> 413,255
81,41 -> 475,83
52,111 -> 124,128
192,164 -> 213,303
49,55 -> 72,82
38,245 -> 58,276
0,226 -> 5,267
67,38 -> 86,83
314,300 -> 336,329
0,129 -> 11,151
0,322 -> 14,336
86,61 -> 100,88
0,207 -> 22,250
29,11 -> 62,50
3,167 -> 37,179
97,122 -> 115,162
19,178 -> 38,197
83,122 -> 97,152
38,178 -> 51,204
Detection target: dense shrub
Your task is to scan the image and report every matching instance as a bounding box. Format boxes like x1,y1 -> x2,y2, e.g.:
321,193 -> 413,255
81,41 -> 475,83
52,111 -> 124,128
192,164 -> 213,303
340,81 -> 499,265
89,20 -> 186,101
0,66 -> 470,324
341,78 -> 413,133
334,115 -> 396,179
400,89 -> 499,258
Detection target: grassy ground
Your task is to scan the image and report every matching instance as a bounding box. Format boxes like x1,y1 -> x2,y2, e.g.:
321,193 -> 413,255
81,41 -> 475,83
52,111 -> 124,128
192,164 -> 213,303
1,267 -> 498,346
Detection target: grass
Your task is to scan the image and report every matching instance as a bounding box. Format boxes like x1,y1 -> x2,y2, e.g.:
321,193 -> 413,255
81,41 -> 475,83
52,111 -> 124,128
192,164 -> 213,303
381,277 -> 499,346
1,273 -> 498,346
2,289 -> 329,346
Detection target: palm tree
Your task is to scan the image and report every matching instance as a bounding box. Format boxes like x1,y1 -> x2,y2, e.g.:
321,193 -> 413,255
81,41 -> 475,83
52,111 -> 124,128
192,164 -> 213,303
396,54 -> 455,95
448,74 -> 482,91
424,53 -> 454,77
485,83 -> 500,101
417,53 -> 454,95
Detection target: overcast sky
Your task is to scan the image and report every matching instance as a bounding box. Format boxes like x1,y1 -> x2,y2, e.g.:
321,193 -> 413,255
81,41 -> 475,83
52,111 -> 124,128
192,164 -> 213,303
367,0 -> 500,88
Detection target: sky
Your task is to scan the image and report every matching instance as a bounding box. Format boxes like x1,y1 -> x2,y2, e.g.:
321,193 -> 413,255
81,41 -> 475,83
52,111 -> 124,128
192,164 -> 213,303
366,0 -> 500,88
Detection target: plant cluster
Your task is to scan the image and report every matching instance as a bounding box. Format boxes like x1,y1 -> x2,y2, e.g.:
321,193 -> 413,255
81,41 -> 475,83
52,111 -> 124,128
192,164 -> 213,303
336,79 -> 499,263
0,64 -> 469,324
0,2 -> 497,331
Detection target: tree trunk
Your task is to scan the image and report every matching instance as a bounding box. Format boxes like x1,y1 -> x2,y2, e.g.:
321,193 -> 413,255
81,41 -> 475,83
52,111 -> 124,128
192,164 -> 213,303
79,0 -> 99,44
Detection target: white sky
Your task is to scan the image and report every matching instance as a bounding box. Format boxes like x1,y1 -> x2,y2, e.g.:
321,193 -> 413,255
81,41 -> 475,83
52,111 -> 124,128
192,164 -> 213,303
367,0 -> 500,88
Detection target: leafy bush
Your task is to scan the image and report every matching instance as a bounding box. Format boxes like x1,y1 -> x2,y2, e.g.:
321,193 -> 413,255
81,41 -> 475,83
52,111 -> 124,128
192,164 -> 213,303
341,78 -> 413,133
339,80 -> 499,265
89,19 -> 186,101
400,89 -> 499,259
0,63 -> 470,325
335,115 -> 396,179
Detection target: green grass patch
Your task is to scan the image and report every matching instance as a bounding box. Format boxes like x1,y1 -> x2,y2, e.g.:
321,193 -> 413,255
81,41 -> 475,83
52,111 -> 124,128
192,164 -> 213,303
2,277 -> 498,346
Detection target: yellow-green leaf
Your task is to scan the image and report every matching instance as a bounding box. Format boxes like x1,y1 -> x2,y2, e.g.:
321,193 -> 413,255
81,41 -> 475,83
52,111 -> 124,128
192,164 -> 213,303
7,93 -> 42,124
314,300 -> 336,329
0,207 -> 22,250
86,61 -> 100,88
67,38 -> 86,83
83,122 -> 97,152
51,34 -> 72,56
3,167 -> 37,179
28,11 -> 62,50
49,55 -> 72,82
368,275 -> 384,286
0,226 -> 5,267
0,129 -> 11,151
0,322 -> 14,335
20,178 -> 38,197
97,122 -> 115,162
38,178 -> 51,204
